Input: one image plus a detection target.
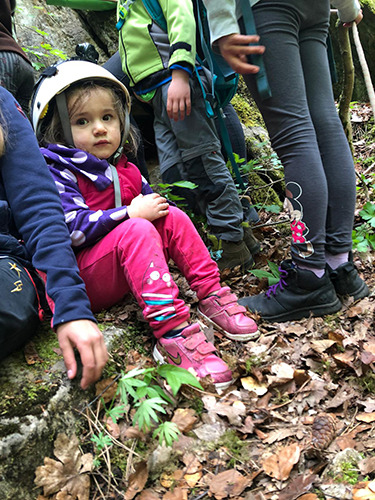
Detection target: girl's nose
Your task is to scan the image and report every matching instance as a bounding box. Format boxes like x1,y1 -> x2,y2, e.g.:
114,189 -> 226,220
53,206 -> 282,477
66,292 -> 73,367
93,121 -> 107,135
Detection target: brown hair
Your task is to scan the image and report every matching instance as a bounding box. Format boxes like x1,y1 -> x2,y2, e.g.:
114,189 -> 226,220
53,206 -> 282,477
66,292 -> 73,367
40,80 -> 138,156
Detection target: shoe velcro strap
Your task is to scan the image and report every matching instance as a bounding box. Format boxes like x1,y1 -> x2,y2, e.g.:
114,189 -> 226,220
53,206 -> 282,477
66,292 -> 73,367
195,341 -> 216,355
225,304 -> 247,316
216,293 -> 237,306
183,332 -> 207,350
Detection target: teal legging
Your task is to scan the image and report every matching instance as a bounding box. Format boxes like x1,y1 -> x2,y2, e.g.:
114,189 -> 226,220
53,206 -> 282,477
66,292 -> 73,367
242,0 -> 356,267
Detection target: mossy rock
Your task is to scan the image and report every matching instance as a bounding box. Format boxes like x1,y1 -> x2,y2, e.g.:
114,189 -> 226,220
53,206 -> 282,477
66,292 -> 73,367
0,322 -> 139,500
231,77 -> 265,128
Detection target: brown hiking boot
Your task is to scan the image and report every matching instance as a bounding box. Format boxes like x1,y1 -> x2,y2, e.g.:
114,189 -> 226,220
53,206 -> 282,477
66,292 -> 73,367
208,234 -> 253,272
242,224 -> 261,256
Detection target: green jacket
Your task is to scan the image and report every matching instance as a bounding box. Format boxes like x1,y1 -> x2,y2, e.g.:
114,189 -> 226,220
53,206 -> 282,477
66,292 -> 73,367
117,0 -> 197,90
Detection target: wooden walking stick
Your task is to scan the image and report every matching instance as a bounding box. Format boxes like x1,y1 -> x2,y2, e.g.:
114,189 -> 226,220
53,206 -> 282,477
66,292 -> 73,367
352,22 -> 375,117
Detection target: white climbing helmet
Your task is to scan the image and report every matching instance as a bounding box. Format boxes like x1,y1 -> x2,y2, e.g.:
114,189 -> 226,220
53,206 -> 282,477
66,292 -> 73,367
31,59 -> 131,142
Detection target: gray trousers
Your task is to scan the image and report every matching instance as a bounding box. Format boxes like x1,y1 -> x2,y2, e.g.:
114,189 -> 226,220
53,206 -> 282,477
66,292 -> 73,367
151,75 -> 244,242
243,0 -> 356,267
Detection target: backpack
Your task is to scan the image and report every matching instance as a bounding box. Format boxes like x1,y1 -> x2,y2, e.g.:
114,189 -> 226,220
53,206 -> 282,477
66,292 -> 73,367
116,0 -> 270,191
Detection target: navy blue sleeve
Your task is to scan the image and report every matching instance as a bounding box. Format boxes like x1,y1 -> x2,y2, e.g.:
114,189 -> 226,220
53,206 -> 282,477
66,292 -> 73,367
0,87 -> 96,328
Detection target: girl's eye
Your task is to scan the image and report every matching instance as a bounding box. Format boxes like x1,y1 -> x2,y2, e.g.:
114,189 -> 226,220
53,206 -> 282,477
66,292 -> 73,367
76,118 -> 87,125
103,114 -> 112,121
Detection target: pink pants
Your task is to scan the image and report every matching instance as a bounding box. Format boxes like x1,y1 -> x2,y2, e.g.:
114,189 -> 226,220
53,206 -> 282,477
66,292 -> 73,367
76,206 -> 221,338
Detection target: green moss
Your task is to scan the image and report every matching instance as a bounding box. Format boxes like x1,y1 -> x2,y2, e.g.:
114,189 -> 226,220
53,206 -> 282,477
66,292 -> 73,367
31,321 -> 60,364
248,171 -> 283,208
0,322 -> 63,420
217,430 -> 250,466
361,0 -> 375,13
232,77 -> 265,127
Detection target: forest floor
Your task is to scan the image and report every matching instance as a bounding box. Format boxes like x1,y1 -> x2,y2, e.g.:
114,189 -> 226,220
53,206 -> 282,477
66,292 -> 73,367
36,104 -> 375,500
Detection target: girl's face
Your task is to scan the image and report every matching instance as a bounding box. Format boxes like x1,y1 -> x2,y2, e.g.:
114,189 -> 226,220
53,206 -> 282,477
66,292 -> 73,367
69,87 -> 121,159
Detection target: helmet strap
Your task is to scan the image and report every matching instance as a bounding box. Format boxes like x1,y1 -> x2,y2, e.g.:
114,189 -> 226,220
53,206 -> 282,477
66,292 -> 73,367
55,93 -> 75,147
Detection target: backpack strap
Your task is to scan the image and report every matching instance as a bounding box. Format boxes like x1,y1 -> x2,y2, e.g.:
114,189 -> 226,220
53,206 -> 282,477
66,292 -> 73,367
116,0 -> 137,30
239,0 -> 272,101
140,0 -> 167,31
194,0 -> 246,189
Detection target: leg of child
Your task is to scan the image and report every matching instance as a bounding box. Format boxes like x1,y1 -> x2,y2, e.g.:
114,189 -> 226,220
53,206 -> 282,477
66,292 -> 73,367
152,206 -> 259,341
75,217 -> 232,388
152,82 -> 258,271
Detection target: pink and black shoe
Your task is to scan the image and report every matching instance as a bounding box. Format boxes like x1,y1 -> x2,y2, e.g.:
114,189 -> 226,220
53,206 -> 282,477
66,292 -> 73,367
153,323 -> 232,390
198,287 -> 259,341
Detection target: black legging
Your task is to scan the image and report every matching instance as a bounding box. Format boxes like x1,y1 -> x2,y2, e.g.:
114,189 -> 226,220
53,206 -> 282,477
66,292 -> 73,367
242,0 -> 356,266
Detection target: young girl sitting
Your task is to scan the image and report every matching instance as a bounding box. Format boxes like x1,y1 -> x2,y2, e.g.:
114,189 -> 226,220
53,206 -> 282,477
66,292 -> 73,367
31,60 -> 258,389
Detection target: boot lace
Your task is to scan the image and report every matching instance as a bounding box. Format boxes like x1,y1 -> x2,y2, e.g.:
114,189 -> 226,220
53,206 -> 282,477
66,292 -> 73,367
266,267 -> 289,297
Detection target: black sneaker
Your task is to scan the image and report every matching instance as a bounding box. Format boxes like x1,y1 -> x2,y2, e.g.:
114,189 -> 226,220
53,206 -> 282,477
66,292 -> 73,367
239,260 -> 342,322
328,253 -> 369,301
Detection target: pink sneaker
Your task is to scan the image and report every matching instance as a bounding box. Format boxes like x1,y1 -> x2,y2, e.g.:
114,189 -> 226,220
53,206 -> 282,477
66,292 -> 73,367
198,287 -> 259,341
153,323 -> 232,390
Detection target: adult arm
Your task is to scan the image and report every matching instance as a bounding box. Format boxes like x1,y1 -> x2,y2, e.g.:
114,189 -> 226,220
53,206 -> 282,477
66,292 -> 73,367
331,0 -> 362,23
0,88 -> 107,388
202,0 -> 265,74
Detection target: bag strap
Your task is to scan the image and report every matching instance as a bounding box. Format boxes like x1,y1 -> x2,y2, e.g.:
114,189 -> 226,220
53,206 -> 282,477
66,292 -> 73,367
110,165 -> 122,208
239,0 -> 272,101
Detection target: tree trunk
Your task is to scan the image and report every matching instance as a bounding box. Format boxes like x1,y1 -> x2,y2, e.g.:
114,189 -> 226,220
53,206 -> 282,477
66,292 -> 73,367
337,23 -> 355,152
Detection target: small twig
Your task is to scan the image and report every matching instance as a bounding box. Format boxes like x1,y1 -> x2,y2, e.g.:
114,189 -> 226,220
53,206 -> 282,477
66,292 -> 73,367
92,473 -> 106,500
86,374 -> 122,409
352,23 -> 375,117
125,439 -> 137,481
251,217 -> 290,229
189,492 -> 208,500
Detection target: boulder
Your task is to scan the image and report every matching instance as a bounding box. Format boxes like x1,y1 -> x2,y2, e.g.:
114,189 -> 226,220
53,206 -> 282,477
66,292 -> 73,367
0,324 -> 126,500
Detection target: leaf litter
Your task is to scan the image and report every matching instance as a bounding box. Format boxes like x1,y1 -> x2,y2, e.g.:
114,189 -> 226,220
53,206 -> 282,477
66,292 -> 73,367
34,114 -> 375,500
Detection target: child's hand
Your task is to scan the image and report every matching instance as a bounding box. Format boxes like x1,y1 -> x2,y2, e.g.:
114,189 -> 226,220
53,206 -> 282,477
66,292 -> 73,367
167,69 -> 191,121
128,193 -> 169,221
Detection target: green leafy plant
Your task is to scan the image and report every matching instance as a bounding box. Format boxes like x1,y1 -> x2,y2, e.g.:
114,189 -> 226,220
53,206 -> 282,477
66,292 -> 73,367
152,421 -> 180,447
249,260 -> 280,285
91,364 -> 202,453
21,22 -> 68,71
156,180 -> 197,204
352,202 -> 375,252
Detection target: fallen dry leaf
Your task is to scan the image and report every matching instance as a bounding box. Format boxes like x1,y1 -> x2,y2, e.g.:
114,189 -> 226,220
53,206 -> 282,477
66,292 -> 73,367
353,481 -> 375,500
34,434 -> 93,500
184,472 -> 202,488
24,341 -> 43,365
262,443 -> 301,481
359,457 -> 375,476
356,412 -> 375,423
125,461 -> 148,500
105,415 -> 121,439
310,339 -> 336,354
95,376 -> 118,404
278,472 -> 318,500
241,376 -> 268,395
163,487 -> 188,500
182,452 -> 202,474
171,408 -> 198,433
139,489 -> 160,500
208,469 -> 250,499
